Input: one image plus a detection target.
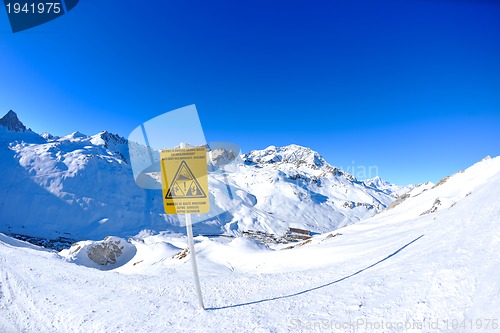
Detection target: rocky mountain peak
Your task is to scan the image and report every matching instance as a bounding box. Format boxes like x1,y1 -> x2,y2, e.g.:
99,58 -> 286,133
0,110 -> 28,132
97,131 -> 127,146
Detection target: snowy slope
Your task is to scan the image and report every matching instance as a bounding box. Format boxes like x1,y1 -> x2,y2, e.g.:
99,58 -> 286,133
0,156 -> 499,332
0,111 -> 406,240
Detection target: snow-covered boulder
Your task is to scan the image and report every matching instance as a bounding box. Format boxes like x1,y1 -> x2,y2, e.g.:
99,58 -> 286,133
60,236 -> 137,270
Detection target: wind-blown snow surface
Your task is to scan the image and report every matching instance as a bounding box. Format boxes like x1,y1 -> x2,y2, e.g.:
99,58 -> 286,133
1,157 -> 499,332
0,113 -> 406,240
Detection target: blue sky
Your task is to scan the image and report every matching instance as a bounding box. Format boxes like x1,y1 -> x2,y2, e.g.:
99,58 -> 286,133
1,0 -> 499,185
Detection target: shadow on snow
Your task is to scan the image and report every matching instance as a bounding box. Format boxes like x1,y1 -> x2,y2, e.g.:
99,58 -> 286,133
207,234 -> 425,311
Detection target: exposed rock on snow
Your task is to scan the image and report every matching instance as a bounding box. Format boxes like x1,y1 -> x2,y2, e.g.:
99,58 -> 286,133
0,110 -> 29,132
420,198 -> 442,215
172,247 -> 189,260
60,236 -> 136,269
386,193 -> 410,210
87,237 -> 126,265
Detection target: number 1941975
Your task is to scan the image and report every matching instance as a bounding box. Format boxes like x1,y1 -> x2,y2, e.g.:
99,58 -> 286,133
443,319 -> 498,330
5,2 -> 62,14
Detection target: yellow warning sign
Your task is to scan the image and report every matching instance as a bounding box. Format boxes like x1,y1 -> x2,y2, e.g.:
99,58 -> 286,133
160,147 -> 210,214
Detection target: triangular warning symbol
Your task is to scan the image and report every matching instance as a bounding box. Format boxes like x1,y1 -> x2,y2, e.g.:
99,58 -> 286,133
165,161 -> 207,199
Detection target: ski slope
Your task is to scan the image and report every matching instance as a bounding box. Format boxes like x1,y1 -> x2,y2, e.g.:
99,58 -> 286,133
1,156 -> 499,332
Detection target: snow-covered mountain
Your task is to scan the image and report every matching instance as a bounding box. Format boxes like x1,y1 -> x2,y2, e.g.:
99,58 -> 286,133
363,175 -> 414,197
1,145 -> 498,332
0,114 -> 167,241
230,145 -> 405,233
0,111 -> 407,241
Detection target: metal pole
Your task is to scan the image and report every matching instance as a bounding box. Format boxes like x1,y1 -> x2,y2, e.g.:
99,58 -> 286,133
186,214 -> 204,309
181,142 -> 204,310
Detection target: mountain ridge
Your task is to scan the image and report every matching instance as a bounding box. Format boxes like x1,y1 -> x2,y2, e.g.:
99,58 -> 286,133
0,111 -> 417,241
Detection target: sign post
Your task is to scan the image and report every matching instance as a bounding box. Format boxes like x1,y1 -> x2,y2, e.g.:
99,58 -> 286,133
185,213 -> 204,309
160,143 -> 209,310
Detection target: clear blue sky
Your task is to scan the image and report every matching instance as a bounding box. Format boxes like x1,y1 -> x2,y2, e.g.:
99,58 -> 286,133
1,0 -> 499,185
